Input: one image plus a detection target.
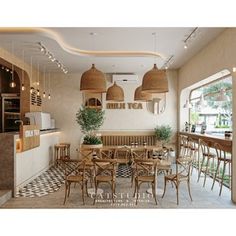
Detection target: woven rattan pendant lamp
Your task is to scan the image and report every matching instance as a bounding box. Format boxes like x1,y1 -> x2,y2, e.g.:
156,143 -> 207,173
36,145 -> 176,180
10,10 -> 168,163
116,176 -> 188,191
134,86 -> 152,101
142,33 -> 168,93
142,63 -> 168,93
80,64 -> 106,93
106,82 -> 124,101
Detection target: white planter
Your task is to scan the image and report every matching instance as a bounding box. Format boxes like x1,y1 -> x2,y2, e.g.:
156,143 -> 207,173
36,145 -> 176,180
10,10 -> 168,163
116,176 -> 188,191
81,144 -> 103,149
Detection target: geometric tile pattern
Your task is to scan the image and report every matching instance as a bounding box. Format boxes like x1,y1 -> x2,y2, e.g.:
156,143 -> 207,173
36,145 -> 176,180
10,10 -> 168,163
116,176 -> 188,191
15,163 -> 132,198
15,165 -> 65,198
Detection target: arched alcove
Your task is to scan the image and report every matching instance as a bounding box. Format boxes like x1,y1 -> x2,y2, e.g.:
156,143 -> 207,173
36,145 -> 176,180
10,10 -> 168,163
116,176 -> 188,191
0,57 -> 31,131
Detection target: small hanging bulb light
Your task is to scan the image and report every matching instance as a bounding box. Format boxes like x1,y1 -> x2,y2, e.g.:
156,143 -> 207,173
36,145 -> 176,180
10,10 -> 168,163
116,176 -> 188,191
43,67 -> 46,98
9,42 -> 16,88
48,72 -> 51,100
21,50 -> 25,91
30,87 -> 34,94
37,89 -> 40,96
184,43 -> 188,49
9,70 -> 16,88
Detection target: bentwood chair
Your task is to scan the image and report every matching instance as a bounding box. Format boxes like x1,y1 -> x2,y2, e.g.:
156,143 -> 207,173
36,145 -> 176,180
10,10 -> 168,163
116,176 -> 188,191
114,147 -> 131,165
162,157 -> 193,205
211,143 -> 232,196
63,159 -> 89,205
93,159 -> 117,205
130,148 -> 148,187
133,158 -> 158,205
97,147 -> 115,159
197,139 -> 216,187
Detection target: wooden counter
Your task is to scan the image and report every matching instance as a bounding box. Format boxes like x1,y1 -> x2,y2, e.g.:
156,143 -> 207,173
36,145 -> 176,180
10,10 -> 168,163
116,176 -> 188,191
179,131 -> 232,153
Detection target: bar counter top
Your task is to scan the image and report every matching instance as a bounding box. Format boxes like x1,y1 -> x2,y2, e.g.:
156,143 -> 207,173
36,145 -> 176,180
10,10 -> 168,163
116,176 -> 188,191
179,131 -> 232,153
0,128 -> 60,136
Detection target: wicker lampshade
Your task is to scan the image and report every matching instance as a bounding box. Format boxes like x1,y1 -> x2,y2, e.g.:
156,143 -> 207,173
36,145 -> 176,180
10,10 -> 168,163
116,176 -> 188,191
106,82 -> 124,101
142,64 -> 168,93
80,64 -> 106,93
134,86 -> 152,101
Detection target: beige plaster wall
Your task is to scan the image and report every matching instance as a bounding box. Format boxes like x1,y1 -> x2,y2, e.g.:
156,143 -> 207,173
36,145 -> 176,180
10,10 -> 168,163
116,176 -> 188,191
178,28 -> 236,203
42,70 -> 178,157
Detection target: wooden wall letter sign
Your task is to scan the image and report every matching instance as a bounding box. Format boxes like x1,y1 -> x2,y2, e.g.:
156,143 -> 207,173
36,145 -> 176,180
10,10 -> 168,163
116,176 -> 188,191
106,103 -> 143,109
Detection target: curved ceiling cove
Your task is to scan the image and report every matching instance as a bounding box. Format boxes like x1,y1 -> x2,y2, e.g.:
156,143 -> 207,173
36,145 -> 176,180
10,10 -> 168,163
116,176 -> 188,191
0,27 -> 166,59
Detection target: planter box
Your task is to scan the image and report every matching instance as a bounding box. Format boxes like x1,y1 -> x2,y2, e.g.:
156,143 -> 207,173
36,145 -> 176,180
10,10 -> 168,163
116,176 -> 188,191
81,144 -> 103,149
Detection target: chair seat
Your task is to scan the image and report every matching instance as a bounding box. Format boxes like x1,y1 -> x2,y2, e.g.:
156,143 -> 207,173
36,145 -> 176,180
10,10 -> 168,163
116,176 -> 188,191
116,159 -> 129,164
136,176 -> 155,182
96,176 -> 114,182
66,175 -> 84,182
165,174 -> 188,181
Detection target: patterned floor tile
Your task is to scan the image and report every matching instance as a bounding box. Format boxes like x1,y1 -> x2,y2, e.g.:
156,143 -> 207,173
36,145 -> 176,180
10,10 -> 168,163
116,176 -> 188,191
16,163 -> 132,198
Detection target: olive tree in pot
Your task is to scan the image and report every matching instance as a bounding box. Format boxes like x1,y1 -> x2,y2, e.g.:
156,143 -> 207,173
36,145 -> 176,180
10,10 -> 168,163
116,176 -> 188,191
154,125 -> 172,147
76,106 -> 105,148
154,125 -> 176,162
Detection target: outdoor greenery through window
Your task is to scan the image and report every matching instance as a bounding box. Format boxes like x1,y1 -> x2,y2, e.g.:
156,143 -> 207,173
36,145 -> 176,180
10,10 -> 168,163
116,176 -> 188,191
189,76 -> 232,136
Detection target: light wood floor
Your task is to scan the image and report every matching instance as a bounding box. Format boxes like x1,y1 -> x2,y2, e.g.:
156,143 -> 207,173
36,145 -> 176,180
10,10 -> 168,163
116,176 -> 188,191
1,168 -> 236,209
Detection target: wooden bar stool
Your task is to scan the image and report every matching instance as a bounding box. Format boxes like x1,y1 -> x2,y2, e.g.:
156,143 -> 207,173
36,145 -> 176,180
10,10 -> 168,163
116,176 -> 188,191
54,144 -> 68,166
211,143 -> 231,196
179,134 -> 189,158
197,139 -> 216,187
187,138 -> 199,175
60,142 -> 71,158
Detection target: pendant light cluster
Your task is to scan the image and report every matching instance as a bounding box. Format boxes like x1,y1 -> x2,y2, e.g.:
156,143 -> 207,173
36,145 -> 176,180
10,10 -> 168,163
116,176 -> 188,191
80,32 -> 169,101
80,64 -> 125,101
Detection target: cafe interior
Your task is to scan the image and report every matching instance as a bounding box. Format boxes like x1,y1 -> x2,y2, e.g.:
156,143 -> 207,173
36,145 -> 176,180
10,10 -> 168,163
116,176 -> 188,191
0,26 -> 236,210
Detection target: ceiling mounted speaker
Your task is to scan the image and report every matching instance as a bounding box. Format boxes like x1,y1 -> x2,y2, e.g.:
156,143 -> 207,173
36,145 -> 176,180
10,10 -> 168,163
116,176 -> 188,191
134,86 -> 152,101
80,64 -> 106,93
106,82 -> 124,101
142,64 -> 168,93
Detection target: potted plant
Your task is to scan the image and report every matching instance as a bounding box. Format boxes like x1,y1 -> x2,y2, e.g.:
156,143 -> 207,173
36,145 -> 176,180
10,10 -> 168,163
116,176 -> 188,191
154,125 -> 172,147
154,125 -> 176,162
76,106 -> 105,148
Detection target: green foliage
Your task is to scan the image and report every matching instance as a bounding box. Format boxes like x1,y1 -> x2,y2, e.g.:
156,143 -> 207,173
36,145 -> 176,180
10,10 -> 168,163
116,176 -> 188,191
190,112 -> 199,124
202,81 -> 232,111
83,135 -> 102,145
76,106 -> 105,134
154,125 -> 172,142
215,125 -> 230,128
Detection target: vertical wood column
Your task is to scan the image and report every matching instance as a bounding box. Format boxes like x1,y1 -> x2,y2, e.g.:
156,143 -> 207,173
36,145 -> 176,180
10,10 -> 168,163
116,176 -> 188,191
232,71 -> 236,203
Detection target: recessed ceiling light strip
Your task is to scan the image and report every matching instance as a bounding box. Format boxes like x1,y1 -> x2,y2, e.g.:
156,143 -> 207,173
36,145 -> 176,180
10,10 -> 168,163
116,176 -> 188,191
0,27 -> 166,59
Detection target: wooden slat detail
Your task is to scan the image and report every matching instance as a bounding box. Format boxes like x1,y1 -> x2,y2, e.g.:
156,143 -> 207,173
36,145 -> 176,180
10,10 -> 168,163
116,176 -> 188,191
101,134 -> 156,146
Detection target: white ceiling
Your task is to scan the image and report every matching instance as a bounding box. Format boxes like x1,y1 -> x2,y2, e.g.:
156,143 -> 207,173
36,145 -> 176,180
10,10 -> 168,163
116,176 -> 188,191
0,27 -> 225,74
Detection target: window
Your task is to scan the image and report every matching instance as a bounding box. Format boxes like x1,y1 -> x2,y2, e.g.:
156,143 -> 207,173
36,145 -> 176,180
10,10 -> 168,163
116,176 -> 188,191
189,76 -> 232,135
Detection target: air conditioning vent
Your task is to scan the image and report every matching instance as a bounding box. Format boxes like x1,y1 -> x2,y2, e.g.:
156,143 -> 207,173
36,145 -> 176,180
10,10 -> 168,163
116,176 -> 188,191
112,74 -> 138,83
